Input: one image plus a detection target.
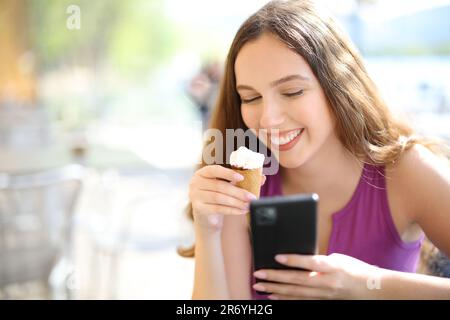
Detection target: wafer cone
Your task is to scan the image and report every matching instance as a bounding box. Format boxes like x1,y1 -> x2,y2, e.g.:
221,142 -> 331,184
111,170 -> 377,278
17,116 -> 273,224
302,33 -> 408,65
231,166 -> 263,227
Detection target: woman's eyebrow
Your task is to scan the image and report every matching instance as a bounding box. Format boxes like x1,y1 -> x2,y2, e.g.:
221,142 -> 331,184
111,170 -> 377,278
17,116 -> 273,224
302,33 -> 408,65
236,74 -> 310,91
270,74 -> 310,87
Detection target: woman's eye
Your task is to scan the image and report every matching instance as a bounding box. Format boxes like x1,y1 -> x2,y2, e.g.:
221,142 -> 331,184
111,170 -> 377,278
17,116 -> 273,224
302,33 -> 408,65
283,90 -> 304,97
241,96 -> 261,104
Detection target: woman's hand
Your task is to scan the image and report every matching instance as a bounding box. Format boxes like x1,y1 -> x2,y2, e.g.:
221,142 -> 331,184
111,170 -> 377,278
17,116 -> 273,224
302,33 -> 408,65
253,253 -> 383,300
189,165 -> 266,232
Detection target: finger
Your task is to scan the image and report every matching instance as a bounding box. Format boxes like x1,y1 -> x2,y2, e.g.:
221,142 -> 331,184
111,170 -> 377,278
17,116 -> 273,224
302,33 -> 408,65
199,178 -> 256,202
198,203 -> 247,216
254,269 -> 327,288
198,165 -> 244,182
204,191 -> 249,211
275,254 -> 335,273
261,175 -> 266,186
253,282 -> 326,299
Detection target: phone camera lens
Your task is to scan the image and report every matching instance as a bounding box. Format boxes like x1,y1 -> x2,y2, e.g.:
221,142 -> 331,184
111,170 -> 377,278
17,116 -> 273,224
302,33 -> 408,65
255,207 -> 277,225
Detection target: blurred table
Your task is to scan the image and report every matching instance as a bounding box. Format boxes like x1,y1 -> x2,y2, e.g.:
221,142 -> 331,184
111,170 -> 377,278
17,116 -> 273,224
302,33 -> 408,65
0,145 -> 73,172
0,144 -> 153,173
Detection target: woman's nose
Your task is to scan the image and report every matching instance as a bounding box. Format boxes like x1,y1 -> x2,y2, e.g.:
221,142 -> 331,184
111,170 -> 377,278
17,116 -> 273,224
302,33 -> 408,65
259,100 -> 285,129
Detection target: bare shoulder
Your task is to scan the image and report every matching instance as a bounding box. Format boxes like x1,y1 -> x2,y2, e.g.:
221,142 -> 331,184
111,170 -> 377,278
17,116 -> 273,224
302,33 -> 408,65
386,144 -> 450,219
391,143 -> 449,176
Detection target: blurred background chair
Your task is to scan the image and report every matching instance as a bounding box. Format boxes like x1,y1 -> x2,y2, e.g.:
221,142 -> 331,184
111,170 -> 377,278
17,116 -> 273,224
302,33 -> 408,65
71,167 -> 193,299
0,164 -> 85,299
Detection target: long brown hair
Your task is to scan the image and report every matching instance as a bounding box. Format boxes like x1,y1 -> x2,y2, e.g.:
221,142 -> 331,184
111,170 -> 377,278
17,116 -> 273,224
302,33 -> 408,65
178,0 -> 448,257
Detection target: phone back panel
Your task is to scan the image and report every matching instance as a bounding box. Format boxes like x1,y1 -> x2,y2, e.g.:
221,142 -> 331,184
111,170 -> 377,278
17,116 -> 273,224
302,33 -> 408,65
250,194 -> 318,271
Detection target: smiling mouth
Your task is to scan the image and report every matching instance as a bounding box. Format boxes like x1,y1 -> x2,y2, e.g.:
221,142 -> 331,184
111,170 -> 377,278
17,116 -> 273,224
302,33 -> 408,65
270,128 -> 304,146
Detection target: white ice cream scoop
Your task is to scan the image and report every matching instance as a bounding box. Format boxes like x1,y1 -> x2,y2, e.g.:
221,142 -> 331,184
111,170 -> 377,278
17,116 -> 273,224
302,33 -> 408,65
230,146 -> 265,169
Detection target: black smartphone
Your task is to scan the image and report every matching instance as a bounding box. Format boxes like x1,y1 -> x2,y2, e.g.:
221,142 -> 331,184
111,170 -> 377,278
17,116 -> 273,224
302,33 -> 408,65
250,193 -> 318,294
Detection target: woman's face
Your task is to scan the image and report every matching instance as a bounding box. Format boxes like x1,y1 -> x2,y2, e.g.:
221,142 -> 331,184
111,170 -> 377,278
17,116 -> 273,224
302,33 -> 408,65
235,33 -> 337,169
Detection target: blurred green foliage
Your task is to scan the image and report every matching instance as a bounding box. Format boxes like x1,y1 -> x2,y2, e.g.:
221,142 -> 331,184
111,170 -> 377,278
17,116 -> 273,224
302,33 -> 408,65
28,0 -> 181,75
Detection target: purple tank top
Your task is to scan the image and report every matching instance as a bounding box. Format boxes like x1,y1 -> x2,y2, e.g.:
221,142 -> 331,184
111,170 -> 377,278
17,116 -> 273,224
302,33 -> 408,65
251,163 -> 424,299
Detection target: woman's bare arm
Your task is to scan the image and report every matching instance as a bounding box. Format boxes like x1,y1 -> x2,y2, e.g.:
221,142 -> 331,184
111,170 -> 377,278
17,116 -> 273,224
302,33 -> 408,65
372,268 -> 450,299
398,145 -> 450,256
189,165 -> 254,299
221,214 -> 253,299
191,226 -> 230,300
375,145 -> 450,299
191,215 -> 253,300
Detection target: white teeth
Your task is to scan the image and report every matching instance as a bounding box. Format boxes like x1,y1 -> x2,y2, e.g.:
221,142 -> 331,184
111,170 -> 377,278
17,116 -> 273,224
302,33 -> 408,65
271,129 -> 302,145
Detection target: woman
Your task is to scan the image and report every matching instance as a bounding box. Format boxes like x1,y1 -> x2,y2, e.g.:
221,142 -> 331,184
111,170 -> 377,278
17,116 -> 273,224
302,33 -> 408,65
181,0 -> 450,299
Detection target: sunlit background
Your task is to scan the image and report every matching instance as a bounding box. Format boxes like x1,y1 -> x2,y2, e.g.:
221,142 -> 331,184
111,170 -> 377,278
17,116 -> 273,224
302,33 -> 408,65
1,0 -> 449,299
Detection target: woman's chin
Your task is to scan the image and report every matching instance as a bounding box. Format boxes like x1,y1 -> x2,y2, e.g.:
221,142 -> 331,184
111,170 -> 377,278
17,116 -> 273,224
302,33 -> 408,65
279,158 -> 305,169
273,151 -> 305,169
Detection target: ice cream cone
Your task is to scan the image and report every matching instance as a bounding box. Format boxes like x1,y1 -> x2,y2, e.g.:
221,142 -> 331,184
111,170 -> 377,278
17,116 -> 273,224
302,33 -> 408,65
231,167 -> 263,199
231,166 -> 263,227
229,147 -> 265,228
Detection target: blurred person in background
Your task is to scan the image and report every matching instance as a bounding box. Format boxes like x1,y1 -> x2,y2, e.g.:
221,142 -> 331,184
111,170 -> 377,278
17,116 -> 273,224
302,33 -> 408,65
186,61 -> 222,131
180,0 -> 450,300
